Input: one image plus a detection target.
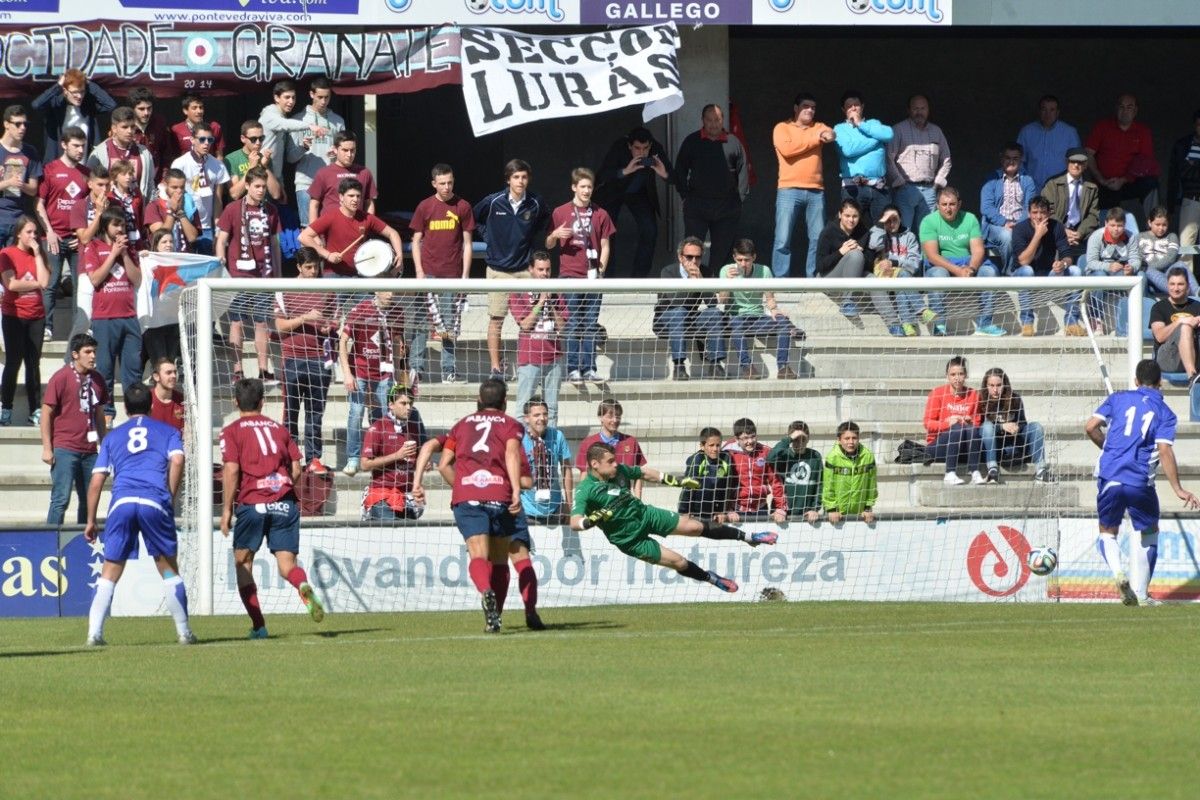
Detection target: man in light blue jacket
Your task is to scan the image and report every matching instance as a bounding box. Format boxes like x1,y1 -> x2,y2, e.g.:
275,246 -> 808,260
833,90 -> 893,227
980,142 -> 1037,272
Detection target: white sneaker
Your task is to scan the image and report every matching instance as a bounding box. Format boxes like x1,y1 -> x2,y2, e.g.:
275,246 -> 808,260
85,635 -> 106,647
568,370 -> 584,386
1139,595 -> 1163,607
583,369 -> 604,384
178,632 -> 198,645
943,472 -> 965,486
342,458 -> 360,477
1116,578 -> 1138,606
970,470 -> 987,485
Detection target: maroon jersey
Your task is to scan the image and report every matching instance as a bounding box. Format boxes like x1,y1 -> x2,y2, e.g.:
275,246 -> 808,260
150,388 -> 185,432
102,139 -> 147,192
69,195 -> 106,238
575,431 -> 646,473
216,198 -> 280,277
550,202 -> 616,278
134,115 -> 171,183
0,247 -> 45,320
309,162 -> 377,216
43,364 -> 108,454
343,297 -> 404,382
444,411 -> 524,505
220,413 -> 301,505
275,291 -> 337,360
38,158 -> 89,237
170,120 -> 224,158
410,194 -> 475,278
82,239 -> 137,319
144,196 -> 202,248
308,208 -> 387,276
362,413 -> 424,509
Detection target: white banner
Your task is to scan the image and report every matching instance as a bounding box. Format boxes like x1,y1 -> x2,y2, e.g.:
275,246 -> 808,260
459,23 -> 683,137
135,251 -> 225,330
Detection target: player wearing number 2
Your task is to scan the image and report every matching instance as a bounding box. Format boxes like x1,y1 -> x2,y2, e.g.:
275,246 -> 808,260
1085,360 -> 1199,605
571,443 -> 779,593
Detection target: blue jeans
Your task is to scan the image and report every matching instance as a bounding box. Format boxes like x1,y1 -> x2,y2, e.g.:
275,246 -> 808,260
840,184 -> 890,227
565,292 -> 601,373
985,224 -> 1014,273
924,259 -> 999,327
346,375 -> 393,461
659,305 -> 727,363
1011,264 -> 1082,324
928,426 -> 982,473
729,315 -> 791,368
48,448 -> 96,525
1145,264 -> 1199,296
406,293 -> 462,377
869,267 -> 925,326
283,357 -> 331,462
894,183 -> 936,231
772,188 -> 825,278
981,420 -> 1046,471
92,316 -> 142,417
193,230 -> 215,256
296,188 -> 312,228
1083,265 -> 1135,334
43,243 -> 78,333
516,361 -> 563,428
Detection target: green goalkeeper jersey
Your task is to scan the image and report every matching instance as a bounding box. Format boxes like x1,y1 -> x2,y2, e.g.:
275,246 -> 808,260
573,465 -> 651,546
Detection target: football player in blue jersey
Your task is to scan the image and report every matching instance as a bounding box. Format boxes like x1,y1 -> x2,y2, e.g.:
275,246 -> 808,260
1085,360 -> 1199,605
84,381 -> 194,645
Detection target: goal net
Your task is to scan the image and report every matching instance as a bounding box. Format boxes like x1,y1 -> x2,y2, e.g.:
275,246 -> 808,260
174,274 -> 1151,616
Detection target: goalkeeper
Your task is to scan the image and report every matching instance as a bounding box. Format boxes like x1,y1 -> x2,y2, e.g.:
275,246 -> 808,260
571,443 -> 778,593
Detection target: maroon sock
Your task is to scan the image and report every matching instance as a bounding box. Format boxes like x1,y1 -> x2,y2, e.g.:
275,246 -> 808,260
468,558 -> 492,594
492,562 -> 511,614
284,566 -> 308,592
238,582 -> 266,630
514,558 -> 538,613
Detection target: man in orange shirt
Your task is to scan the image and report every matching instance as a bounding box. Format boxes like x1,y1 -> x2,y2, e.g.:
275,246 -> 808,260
771,93 -> 835,278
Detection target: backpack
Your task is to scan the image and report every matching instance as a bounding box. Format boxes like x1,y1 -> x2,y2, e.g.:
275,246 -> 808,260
894,439 -> 930,465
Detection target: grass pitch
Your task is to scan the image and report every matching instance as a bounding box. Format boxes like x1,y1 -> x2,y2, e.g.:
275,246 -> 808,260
2,602 -> 1197,799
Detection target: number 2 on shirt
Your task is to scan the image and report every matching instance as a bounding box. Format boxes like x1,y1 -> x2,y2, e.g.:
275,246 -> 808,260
472,420 -> 492,452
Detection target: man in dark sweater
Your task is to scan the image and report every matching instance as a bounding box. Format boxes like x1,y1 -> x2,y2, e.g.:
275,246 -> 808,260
594,126 -> 672,279
674,105 -> 749,272
652,236 -> 727,381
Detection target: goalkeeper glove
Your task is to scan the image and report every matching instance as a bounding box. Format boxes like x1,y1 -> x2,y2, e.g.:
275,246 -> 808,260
662,474 -> 700,490
581,507 -> 613,529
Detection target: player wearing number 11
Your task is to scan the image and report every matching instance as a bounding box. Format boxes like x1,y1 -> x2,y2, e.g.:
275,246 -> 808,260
1085,360 -> 1200,606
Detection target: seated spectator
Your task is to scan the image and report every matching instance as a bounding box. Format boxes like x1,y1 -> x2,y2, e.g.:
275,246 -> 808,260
1085,94 -> 1159,222
722,417 -> 787,523
654,235 -> 727,380
86,106 -> 154,199
107,159 -> 144,249
1010,195 -> 1083,337
1083,207 -> 1142,335
815,198 -> 872,321
717,238 -> 796,380
979,367 -> 1050,484
339,290 -> 405,477
821,421 -> 877,524
767,420 -> 822,523
360,385 -> 428,520
923,355 -> 985,485
520,399 -> 573,525
32,69 -> 116,160
979,142 -> 1037,273
834,89 -> 893,226
1140,206 -> 1198,296
144,168 -> 201,252
42,332 -> 108,525
679,426 -> 737,522
224,120 -> 284,202
84,207 -> 142,425
0,216 -> 50,426
920,187 -> 1003,336
575,398 -> 646,497
299,177 -> 402,278
867,205 -> 926,337
510,252 -> 568,427
170,121 -> 230,255
1148,266 -> 1200,383
1042,147 -> 1101,265
1168,109 -> 1200,275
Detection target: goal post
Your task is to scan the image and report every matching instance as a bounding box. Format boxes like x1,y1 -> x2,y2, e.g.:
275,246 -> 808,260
180,274 -> 1145,614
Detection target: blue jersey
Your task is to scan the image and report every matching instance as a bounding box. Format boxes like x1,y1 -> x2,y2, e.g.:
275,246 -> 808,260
94,415 -> 185,510
1093,387 -> 1177,487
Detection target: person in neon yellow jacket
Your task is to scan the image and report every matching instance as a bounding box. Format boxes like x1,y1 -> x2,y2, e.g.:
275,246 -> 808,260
821,420 -> 877,524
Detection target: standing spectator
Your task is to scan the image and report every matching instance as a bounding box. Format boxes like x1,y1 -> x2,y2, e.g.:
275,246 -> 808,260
679,426 -> 736,522
772,93 -> 835,278
979,142 -> 1037,272
1016,95 -> 1082,192
867,205 -> 926,337
920,187 -> 1004,337
887,94 -> 951,231
821,421 -> 877,524
923,355 -> 985,485
70,166 -> 110,252
171,121 -> 229,255
32,70 -> 115,161
1140,205 -> 1196,295
339,290 -> 405,477
520,398 -> 573,524
1083,207 -> 1142,334
574,398 -> 646,497
223,121 -> 284,202
35,126 -> 89,340
674,104 -> 748,271
546,167 -> 615,386
1011,195 -> 1083,336
815,198 -> 872,321
299,178 -> 403,278
274,246 -> 338,474
1168,110 -> 1200,276
1149,266 -> 1200,382
1043,147 -> 1101,265
106,160 -> 144,249
767,420 -> 822,523
474,159 -> 551,380
834,89 -> 893,228
0,216 -> 50,425
509,253 -> 567,427
84,206 -> 142,424
717,238 -> 796,380
979,367 -> 1050,484
722,417 -> 787,523
653,235 -> 727,380
257,79 -> 325,183
408,163 -> 474,384
142,278 -> 182,379
360,385 -> 428,520
593,126 -> 671,279
41,332 -> 108,524
306,131 -> 376,221
168,94 -> 224,159
128,87 -> 171,184
144,168 -> 201,252
86,106 -> 153,199
148,357 -> 185,432
216,167 -> 281,384
290,77 -> 345,228
1086,94 -> 1159,220
0,105 -> 43,246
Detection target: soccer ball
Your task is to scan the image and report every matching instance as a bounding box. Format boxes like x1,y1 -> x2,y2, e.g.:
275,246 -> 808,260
1026,546 -> 1058,576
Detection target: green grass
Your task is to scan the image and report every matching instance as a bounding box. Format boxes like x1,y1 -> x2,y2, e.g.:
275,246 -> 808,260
3,603 -> 1197,799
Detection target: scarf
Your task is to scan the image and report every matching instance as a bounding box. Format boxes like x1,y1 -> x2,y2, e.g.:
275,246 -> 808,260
531,433 -> 552,492
111,188 -> 140,243
238,198 -> 271,273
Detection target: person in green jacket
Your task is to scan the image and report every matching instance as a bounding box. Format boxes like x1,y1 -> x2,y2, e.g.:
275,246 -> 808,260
767,420 -> 823,522
821,420 -> 877,523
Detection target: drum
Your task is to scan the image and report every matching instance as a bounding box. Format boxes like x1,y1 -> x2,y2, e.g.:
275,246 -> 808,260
354,239 -> 394,277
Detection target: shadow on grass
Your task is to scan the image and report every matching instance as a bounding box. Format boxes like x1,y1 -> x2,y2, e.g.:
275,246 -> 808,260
312,627 -> 389,639
529,620 -> 624,632
0,648 -> 98,659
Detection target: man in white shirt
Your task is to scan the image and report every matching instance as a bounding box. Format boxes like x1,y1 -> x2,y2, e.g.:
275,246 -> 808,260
289,77 -> 345,227
170,121 -> 230,256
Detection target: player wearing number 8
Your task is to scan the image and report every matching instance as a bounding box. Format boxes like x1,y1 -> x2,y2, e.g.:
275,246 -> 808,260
1085,360 -> 1200,605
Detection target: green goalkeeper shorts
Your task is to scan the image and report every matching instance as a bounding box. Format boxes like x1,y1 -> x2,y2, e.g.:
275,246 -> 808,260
610,507 -> 679,564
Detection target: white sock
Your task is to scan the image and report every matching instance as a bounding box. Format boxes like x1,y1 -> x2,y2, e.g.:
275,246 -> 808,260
88,577 -> 116,640
1096,533 -> 1124,580
162,574 -> 192,637
1130,532 -> 1159,599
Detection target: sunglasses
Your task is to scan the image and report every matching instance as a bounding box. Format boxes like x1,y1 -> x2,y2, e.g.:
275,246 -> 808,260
7,120 -> 26,127
681,253 -> 702,261
245,136 -> 264,143
195,136 -> 215,144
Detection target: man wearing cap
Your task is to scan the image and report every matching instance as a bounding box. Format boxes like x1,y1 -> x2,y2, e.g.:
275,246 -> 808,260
1043,147 -> 1101,266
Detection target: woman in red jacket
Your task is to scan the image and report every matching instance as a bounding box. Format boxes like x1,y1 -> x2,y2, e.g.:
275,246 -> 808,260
0,216 -> 51,426
923,355 -> 984,486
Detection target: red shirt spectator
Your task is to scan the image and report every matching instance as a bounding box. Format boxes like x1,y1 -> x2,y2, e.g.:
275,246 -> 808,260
275,291 -> 337,360
362,410 -> 428,510
38,157 -> 89,239
923,383 -> 982,444
144,193 -> 202,250
219,414 -> 302,504
444,411 -> 524,505
342,296 -> 404,382
1086,117 -> 1156,181
309,162 -> 377,218
82,237 -> 138,319
410,193 -> 475,278
216,197 -> 280,278
307,207 -> 387,276
508,290 -> 567,366
549,201 -> 616,278
574,431 -> 645,473
150,388 -> 185,432
43,362 -> 108,453
722,439 -> 787,515
0,246 -> 46,319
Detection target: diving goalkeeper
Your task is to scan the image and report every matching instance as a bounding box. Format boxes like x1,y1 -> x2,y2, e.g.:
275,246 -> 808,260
571,442 -> 778,593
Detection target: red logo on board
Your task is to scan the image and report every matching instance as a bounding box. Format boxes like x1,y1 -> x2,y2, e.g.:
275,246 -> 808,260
966,525 -> 1032,597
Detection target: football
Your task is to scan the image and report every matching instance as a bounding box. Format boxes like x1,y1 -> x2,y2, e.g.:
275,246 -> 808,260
1027,546 -> 1058,576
